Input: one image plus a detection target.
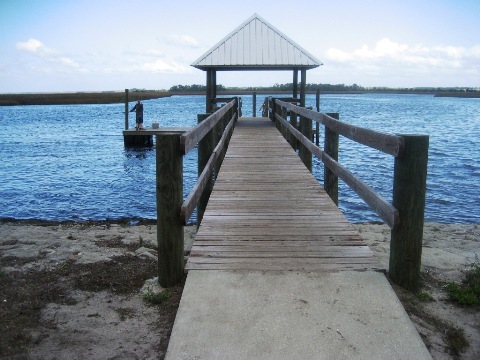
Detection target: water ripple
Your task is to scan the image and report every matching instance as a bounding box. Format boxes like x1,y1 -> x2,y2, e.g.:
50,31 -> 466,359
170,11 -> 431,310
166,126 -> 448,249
0,94 -> 478,224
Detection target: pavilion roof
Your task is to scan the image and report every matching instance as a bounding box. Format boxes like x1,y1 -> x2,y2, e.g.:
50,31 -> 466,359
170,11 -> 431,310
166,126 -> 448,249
191,13 -> 322,71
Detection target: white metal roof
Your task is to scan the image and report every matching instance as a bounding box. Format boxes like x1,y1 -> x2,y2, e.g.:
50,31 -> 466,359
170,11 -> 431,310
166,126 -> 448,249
191,14 -> 323,71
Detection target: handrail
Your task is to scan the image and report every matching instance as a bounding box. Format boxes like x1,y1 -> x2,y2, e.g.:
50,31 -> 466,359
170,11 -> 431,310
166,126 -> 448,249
180,111 -> 236,224
275,99 -> 404,157
180,99 -> 236,154
275,113 -> 399,228
272,97 -> 429,292
274,98 -> 400,228
156,100 -> 238,287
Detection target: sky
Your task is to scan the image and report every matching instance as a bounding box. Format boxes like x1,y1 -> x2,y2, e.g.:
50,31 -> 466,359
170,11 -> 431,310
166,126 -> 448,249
1,0 -> 479,93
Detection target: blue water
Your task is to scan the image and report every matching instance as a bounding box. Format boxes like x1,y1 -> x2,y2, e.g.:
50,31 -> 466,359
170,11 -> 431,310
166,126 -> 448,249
0,94 -> 478,224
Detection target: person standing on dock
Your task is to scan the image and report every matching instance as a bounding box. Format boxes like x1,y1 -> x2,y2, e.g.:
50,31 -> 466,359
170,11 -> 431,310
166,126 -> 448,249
130,99 -> 145,130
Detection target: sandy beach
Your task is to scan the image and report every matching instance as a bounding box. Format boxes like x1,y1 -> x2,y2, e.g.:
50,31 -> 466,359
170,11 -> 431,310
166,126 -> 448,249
0,221 -> 478,359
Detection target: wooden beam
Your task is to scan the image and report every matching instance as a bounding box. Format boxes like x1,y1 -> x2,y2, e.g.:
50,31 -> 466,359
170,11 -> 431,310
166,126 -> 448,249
276,99 -> 404,157
156,133 -> 184,287
206,70 -> 213,113
389,135 -> 429,292
180,100 -> 235,154
181,114 -> 236,225
293,70 -> 298,99
276,114 -> 399,228
124,89 -> 129,130
300,69 -> 306,107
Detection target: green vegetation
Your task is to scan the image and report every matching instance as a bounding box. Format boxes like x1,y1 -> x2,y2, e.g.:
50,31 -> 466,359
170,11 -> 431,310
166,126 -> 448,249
143,288 -> 173,304
168,82 -> 480,97
169,84 -> 225,92
2,83 -> 478,106
446,327 -> 470,357
417,290 -> 433,302
445,256 -> 480,306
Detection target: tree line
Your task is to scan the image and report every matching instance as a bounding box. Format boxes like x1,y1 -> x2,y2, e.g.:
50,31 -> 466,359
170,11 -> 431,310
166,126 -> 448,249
168,83 -> 479,94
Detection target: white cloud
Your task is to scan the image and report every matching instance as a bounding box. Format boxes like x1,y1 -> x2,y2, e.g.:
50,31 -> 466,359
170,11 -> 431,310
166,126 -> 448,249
16,38 -> 54,55
167,35 -> 200,48
324,38 -> 480,85
141,59 -> 191,74
145,49 -> 166,57
326,38 -> 480,67
16,38 -> 86,72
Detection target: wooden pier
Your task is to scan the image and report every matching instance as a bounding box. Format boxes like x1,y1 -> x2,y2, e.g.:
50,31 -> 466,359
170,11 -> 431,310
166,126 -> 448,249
155,97 -> 428,290
164,113 -> 430,360
159,14 -> 430,358
187,117 -> 381,272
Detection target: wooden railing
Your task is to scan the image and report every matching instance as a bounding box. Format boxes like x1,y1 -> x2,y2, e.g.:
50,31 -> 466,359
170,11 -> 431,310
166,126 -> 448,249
156,98 -> 239,287
268,97 -> 429,292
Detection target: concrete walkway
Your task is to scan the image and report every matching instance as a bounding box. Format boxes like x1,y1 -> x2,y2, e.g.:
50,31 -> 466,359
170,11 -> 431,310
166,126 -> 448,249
166,270 -> 431,359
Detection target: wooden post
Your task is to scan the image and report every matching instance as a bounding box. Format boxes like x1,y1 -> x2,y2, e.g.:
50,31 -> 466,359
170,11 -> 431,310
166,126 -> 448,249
299,116 -> 312,172
269,98 -> 275,122
213,110 -> 224,178
206,70 -> 213,113
156,133 -> 184,287
125,89 -> 129,130
280,107 -> 287,137
212,71 -> 217,99
315,88 -> 320,146
293,70 -> 298,99
300,69 -> 306,108
197,114 -> 214,229
289,110 -> 297,150
253,91 -> 257,117
389,135 -> 429,292
324,113 -> 339,205
275,102 -> 282,131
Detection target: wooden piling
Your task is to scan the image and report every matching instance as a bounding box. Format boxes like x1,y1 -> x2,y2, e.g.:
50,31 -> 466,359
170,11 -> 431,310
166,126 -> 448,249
206,70 -> 214,113
289,110 -> 297,150
156,133 -> 184,287
389,135 -> 429,292
299,116 -> 312,172
197,114 -> 214,229
125,89 -> 129,130
253,91 -> 257,117
324,113 -> 339,205
269,98 -> 275,122
315,89 -> 320,146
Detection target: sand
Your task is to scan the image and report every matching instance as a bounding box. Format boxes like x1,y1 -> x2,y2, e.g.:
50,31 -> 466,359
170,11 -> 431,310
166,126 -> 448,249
0,221 -> 478,359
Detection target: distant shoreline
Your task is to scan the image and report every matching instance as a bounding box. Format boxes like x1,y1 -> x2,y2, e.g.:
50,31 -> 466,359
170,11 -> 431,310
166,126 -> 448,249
1,90 -> 478,106
0,91 -> 172,106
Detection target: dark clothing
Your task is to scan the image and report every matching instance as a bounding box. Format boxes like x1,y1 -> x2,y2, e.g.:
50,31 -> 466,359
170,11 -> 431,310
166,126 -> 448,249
130,102 -> 144,124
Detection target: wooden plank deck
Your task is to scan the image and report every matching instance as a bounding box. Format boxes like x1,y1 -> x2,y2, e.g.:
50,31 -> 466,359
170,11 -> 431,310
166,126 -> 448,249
186,117 -> 382,272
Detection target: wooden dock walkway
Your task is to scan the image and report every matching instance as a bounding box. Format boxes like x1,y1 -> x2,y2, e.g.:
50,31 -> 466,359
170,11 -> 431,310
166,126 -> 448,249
186,117 -> 382,272
167,117 -> 431,360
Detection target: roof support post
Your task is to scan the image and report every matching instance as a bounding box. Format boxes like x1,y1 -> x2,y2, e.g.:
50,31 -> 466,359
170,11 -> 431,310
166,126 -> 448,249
212,70 -> 217,99
206,69 -> 213,113
293,70 -> 298,99
300,69 -> 306,107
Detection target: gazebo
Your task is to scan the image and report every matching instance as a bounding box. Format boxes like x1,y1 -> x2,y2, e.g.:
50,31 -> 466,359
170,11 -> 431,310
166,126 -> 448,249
191,13 -> 323,113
